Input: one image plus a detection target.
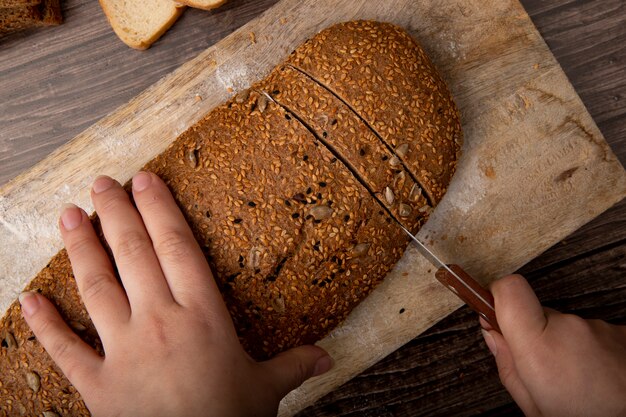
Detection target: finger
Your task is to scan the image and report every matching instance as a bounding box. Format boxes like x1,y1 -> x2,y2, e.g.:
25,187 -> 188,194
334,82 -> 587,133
482,329 -> 541,417
19,291 -> 102,393
261,345 -> 333,399
491,275 -> 547,349
131,172 -> 223,309
59,203 -> 130,338
91,176 -> 174,307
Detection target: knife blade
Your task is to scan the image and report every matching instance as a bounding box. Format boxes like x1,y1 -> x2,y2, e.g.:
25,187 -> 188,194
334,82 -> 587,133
396,223 -> 501,332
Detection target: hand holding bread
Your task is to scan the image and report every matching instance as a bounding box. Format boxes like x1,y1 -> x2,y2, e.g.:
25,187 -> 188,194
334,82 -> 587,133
20,172 -> 332,417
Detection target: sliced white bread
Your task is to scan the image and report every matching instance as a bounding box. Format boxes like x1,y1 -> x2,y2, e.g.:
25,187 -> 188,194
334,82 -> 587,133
98,0 -> 185,50
175,0 -> 225,11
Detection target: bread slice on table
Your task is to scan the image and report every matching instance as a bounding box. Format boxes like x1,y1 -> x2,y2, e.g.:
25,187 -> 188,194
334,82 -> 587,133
98,0 -> 185,49
0,0 -> 40,7
0,0 -> 61,34
0,4 -> 41,33
175,0 -> 225,11
40,0 -> 60,24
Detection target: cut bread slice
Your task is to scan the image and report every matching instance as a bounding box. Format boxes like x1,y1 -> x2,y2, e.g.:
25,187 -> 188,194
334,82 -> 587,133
0,0 -> 60,34
40,0 -> 61,25
175,0 -> 226,11
98,0 -> 185,50
0,0 -> 40,7
0,4 -> 41,33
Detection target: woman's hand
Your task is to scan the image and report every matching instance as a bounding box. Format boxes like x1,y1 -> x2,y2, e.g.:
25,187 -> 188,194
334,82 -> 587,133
482,275 -> 626,417
19,172 -> 332,417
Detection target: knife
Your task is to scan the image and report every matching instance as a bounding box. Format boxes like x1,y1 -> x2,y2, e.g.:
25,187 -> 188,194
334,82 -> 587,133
396,223 -> 501,333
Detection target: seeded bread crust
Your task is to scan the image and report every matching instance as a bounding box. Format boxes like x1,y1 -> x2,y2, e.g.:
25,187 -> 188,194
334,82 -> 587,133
0,20 -> 460,414
258,65 -> 432,232
146,93 -> 408,358
286,20 -> 462,205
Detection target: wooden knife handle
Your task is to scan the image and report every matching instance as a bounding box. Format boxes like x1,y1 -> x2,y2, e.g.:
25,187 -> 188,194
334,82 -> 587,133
435,264 -> 501,333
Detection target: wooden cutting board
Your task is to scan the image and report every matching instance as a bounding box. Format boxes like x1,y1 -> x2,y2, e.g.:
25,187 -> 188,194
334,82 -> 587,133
1,0 -> 625,414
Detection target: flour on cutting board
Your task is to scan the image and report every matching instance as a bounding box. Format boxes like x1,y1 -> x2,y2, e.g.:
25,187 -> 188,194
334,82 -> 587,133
444,165 -> 487,214
0,196 -> 62,246
96,125 -> 140,158
0,195 -> 64,307
215,60 -> 253,92
0,166 -> 96,240
438,31 -> 467,61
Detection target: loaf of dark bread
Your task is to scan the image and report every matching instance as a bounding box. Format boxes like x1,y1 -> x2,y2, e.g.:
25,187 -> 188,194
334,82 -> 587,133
0,20 -> 461,415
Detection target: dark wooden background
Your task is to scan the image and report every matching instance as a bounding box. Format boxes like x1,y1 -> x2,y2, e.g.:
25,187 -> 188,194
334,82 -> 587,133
1,0 -> 625,415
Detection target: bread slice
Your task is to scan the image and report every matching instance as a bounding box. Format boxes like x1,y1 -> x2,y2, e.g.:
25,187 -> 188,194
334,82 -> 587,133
40,0 -> 61,25
258,65 -> 431,233
98,0 -> 185,50
175,0 -> 225,11
0,0 -> 40,7
0,0 -> 60,34
0,4 -> 41,33
287,21 -> 462,205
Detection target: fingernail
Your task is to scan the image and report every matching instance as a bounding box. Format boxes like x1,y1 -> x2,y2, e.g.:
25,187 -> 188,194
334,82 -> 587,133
312,355 -> 333,377
60,203 -> 83,231
481,329 -> 498,357
92,176 -> 115,194
132,171 -> 152,192
479,315 -> 493,331
19,292 -> 39,317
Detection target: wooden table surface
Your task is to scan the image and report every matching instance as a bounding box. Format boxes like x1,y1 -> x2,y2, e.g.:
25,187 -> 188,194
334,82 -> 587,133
1,0 -> 625,415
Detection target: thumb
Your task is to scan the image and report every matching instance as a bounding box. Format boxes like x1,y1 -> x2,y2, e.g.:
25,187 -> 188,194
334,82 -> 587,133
262,345 -> 333,398
491,274 -> 547,351
482,329 -> 541,417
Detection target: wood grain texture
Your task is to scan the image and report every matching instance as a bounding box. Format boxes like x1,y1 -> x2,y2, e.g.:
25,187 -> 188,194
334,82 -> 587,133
0,0 -> 624,415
